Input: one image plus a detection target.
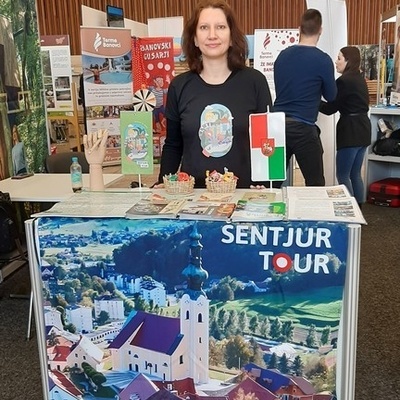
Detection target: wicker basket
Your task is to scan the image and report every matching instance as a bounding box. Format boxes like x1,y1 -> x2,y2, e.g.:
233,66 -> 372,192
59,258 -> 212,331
163,176 -> 195,194
205,179 -> 237,193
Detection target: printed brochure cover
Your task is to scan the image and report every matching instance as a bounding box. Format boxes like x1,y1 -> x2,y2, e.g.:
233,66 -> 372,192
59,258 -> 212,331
178,202 -> 236,221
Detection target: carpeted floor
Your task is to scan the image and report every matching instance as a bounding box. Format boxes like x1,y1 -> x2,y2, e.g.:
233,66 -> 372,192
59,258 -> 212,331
0,201 -> 399,400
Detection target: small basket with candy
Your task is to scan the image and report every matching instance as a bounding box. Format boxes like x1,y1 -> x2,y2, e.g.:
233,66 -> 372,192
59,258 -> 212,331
163,172 -> 195,194
205,168 -> 238,193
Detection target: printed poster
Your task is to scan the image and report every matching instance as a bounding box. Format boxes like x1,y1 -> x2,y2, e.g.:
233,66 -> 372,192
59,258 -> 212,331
34,217 -> 349,399
120,110 -> 153,175
80,27 -> 133,163
40,35 -> 73,111
132,37 -> 174,159
253,29 -> 299,99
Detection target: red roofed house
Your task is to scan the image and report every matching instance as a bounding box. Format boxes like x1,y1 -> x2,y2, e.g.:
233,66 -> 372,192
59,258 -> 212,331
48,370 -> 83,400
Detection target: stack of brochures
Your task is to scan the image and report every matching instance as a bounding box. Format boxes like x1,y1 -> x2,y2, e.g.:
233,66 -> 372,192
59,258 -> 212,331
33,185 -> 366,225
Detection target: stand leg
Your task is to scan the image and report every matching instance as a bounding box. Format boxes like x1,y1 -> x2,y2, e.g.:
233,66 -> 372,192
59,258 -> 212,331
26,290 -> 34,341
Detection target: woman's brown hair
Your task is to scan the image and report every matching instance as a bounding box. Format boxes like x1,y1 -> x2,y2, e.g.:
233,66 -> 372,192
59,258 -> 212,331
341,46 -> 361,74
182,0 -> 247,73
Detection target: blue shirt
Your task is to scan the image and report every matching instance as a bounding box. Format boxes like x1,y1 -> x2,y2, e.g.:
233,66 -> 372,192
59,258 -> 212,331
273,45 -> 337,125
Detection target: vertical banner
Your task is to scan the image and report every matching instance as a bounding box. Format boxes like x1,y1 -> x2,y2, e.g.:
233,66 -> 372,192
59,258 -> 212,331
80,27 -> 133,163
40,35 -> 73,112
253,29 -> 299,100
120,110 -> 153,175
131,37 -> 174,160
249,112 -> 286,181
33,217 -> 349,399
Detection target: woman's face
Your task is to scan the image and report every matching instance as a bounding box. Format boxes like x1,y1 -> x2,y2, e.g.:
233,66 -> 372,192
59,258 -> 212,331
194,7 -> 232,63
335,51 -> 347,74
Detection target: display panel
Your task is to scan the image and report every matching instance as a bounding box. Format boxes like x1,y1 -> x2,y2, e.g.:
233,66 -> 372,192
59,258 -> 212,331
27,217 -> 360,399
106,5 -> 124,28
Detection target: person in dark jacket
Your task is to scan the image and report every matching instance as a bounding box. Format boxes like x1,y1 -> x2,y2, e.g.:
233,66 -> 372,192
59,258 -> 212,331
320,46 -> 371,205
274,9 -> 337,187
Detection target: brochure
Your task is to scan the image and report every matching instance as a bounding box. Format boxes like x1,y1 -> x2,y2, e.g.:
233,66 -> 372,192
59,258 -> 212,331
230,200 -> 286,222
125,198 -> 187,219
195,192 -> 234,202
285,184 -> 352,200
284,185 -> 366,224
239,190 -> 278,203
178,202 -> 236,221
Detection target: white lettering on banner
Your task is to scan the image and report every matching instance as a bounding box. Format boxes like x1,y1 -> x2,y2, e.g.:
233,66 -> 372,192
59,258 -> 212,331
259,251 -> 330,274
140,42 -> 172,52
143,51 -> 171,60
103,42 -> 121,48
221,224 -> 333,274
221,224 -> 332,248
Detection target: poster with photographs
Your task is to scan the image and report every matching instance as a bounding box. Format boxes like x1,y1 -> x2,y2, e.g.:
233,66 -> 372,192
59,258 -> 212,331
40,35 -> 73,112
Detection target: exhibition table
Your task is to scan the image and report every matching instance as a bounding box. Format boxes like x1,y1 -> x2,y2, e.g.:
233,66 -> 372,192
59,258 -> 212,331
0,173 -> 122,282
24,189 -> 361,400
0,173 -> 123,202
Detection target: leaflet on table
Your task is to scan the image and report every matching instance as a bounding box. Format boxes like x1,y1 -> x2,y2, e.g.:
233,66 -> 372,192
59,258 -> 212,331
190,189 -> 282,204
230,200 -> 286,222
284,184 -> 351,200
286,195 -> 366,224
178,202 -> 236,221
32,192 -> 149,218
239,190 -> 279,203
125,198 -> 187,219
194,192 -> 235,202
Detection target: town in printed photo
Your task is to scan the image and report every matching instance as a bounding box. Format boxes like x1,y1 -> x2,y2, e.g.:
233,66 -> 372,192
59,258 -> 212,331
36,217 -> 348,399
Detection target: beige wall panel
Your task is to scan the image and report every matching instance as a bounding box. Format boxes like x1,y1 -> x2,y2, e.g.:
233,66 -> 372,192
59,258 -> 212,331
36,0 -> 400,55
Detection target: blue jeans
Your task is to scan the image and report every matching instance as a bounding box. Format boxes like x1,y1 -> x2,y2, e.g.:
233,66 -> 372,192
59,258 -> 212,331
336,146 -> 367,203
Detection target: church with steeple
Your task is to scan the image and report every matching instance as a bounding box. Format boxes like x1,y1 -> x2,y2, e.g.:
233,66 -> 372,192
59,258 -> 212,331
108,224 -> 210,384
180,223 -> 210,384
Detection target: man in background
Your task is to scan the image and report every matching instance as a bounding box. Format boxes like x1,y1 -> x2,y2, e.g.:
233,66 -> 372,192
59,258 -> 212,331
273,8 -> 337,186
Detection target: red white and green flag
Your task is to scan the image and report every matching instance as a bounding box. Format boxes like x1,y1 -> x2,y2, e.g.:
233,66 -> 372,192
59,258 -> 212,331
249,112 -> 286,181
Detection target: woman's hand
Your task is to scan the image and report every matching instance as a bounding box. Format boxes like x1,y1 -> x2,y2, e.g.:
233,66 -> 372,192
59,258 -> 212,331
250,184 -> 267,190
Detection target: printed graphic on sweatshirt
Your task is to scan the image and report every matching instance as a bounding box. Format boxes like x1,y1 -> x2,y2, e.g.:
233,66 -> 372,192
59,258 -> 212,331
199,104 -> 233,157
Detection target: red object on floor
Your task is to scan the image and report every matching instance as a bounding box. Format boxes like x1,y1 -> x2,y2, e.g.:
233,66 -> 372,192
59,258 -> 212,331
367,178 -> 400,207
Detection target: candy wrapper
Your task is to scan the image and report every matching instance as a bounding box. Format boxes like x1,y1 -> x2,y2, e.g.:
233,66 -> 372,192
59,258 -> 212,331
205,168 -> 238,192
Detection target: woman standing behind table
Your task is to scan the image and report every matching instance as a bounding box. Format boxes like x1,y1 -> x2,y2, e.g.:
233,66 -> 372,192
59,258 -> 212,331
320,46 -> 371,206
157,0 -> 272,188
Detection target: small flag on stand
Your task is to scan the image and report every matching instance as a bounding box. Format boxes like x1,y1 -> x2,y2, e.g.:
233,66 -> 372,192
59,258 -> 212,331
249,112 -> 286,181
